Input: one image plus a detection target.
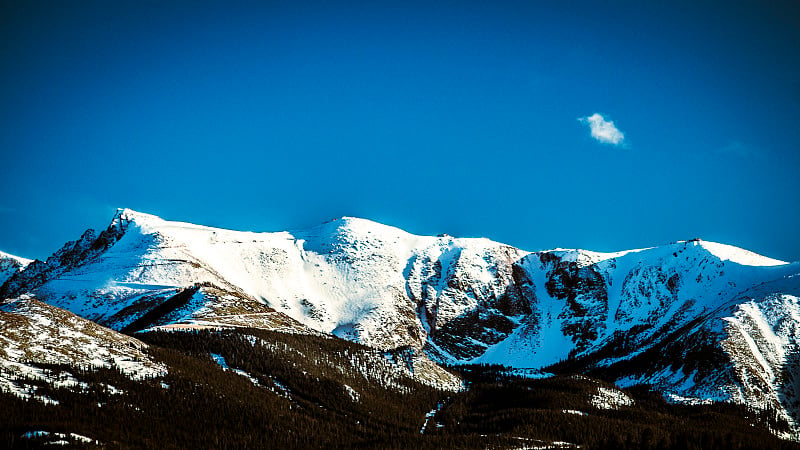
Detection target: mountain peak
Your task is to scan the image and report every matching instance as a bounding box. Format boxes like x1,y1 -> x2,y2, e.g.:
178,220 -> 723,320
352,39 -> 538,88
301,216 -> 416,243
111,208 -> 164,229
0,250 -> 32,287
0,250 -> 32,267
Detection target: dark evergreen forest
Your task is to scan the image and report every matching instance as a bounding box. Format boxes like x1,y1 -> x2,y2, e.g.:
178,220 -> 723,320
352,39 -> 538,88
1,328 -> 798,449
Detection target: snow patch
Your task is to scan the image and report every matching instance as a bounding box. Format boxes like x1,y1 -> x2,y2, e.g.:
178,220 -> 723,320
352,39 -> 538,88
420,400 -> 447,434
590,386 -> 634,410
699,241 -> 788,266
343,384 -> 360,402
209,353 -> 261,386
21,431 -> 99,446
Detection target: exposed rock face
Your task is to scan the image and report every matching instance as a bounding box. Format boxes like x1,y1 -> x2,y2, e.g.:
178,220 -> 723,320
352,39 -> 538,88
1,217 -> 126,299
406,240 -> 532,360
542,253 -> 609,355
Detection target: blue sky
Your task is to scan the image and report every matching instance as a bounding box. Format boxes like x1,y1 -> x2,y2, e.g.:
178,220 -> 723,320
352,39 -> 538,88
1,0 -> 799,261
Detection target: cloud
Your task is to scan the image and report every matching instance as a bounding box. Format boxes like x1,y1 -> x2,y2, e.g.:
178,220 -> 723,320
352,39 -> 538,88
578,113 -> 625,146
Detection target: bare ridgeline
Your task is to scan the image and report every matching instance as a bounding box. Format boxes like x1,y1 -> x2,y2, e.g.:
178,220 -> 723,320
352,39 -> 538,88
1,209 -> 799,448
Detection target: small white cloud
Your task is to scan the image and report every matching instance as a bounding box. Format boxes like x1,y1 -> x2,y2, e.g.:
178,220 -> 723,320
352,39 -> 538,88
578,113 -> 625,146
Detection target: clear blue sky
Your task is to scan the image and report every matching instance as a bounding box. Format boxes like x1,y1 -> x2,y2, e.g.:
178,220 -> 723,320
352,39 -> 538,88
1,0 -> 799,261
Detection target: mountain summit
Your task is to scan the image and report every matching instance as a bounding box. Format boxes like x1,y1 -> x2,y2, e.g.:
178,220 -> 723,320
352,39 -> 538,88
0,250 -> 31,286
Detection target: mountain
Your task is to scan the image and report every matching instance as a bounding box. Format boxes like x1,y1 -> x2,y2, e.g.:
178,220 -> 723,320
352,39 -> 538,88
2,208 -> 799,441
0,250 -> 31,286
1,209 -> 533,357
0,295 -> 166,405
0,294 -> 464,448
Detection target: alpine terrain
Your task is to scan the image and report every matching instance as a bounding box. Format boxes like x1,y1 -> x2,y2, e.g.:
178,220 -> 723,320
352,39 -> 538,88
1,208 -> 798,448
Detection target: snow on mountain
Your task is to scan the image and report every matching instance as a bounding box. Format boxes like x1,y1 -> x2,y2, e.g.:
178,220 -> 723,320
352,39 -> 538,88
2,208 -> 800,431
0,295 -> 166,404
610,285 -> 800,439
0,250 -> 32,266
0,250 -> 31,286
475,240 -> 799,368
699,240 -> 789,266
0,209 -> 532,355
720,292 -> 800,437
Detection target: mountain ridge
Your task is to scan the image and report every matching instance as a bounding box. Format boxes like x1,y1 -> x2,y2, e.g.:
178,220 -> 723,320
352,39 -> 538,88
2,208 -> 799,439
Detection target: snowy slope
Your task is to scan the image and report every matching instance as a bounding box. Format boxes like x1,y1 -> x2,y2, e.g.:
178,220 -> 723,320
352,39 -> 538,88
608,284 -> 800,439
4,211 -> 796,354
1,209 -> 535,355
4,210 -> 797,363
0,295 -> 166,404
0,250 -> 31,286
3,208 -> 800,432
475,240 -> 798,367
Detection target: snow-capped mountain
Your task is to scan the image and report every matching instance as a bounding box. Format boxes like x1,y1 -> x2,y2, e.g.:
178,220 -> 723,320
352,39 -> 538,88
2,208 -> 799,436
0,209 -> 533,354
